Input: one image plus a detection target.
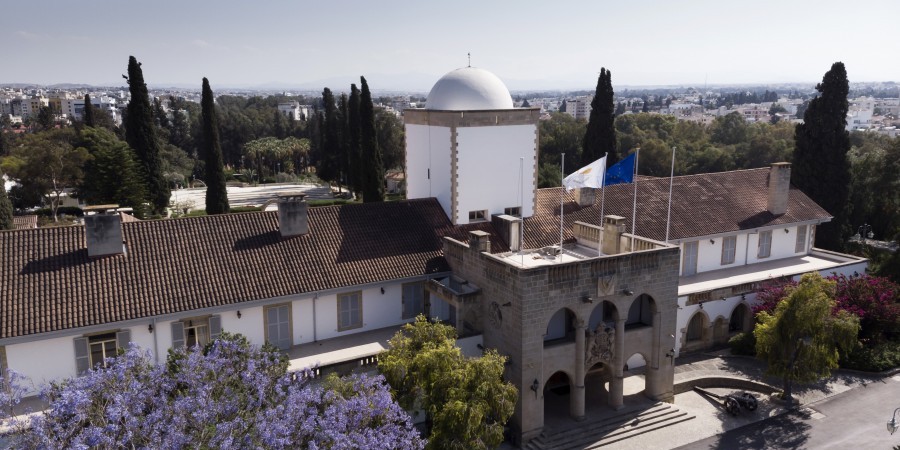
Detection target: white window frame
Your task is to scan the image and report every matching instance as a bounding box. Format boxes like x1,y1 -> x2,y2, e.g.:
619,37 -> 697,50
504,206 -> 521,217
758,230 -> 772,258
74,329 -> 130,375
795,225 -> 808,253
402,282 -> 425,320
338,291 -> 363,331
682,241 -> 699,276
171,315 -> 221,349
265,303 -> 293,350
468,210 -> 487,222
721,236 -> 737,265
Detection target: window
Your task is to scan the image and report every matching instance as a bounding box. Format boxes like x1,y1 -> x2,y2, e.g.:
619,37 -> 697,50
758,231 -> 772,258
721,236 -> 737,265
504,206 -> 521,217
682,241 -> 698,276
402,283 -> 425,320
687,314 -> 704,341
265,304 -> 293,350
338,292 -> 363,331
468,210 -> 487,222
171,316 -> 221,349
73,330 -> 130,375
795,225 -> 807,253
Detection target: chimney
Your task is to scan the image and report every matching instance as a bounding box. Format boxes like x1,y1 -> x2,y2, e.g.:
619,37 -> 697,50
491,214 -> 522,252
277,193 -> 309,238
574,187 -> 595,207
602,215 -> 626,255
84,205 -> 124,257
468,230 -> 491,253
767,162 -> 791,216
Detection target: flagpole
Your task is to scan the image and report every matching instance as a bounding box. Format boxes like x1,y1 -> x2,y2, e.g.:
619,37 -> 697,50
598,152 -> 607,257
665,146 -> 676,243
631,148 -> 639,252
559,153 -> 565,260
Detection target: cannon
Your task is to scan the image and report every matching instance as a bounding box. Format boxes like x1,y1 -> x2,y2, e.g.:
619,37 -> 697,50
693,387 -> 758,416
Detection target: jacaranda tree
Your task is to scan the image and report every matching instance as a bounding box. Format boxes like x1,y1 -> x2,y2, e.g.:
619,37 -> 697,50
2,333 -> 424,450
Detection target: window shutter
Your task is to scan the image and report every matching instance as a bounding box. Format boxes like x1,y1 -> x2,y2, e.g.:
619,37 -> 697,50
171,322 -> 185,349
116,329 -> 132,350
209,315 -> 222,341
73,337 -> 89,375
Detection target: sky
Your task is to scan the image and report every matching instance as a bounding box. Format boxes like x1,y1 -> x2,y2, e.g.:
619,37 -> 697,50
3,0 -> 899,92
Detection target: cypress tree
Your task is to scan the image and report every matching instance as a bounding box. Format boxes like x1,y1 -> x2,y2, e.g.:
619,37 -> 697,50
347,84 -> 362,196
83,94 -> 95,127
200,77 -> 229,215
0,182 -> 13,230
317,88 -> 340,184
338,93 -> 350,191
582,68 -> 618,167
359,76 -> 384,203
792,62 -> 851,251
124,56 -> 170,215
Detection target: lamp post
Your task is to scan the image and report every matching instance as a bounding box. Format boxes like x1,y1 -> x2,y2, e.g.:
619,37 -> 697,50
887,407 -> 900,434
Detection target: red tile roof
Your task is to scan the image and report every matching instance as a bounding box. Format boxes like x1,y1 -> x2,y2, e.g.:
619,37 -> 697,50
0,199 -> 453,339
0,167 -> 831,340
523,167 -> 831,248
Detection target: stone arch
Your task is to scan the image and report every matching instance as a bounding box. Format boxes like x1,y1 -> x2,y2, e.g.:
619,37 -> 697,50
585,361 -> 611,406
681,309 -> 711,352
588,300 -> 618,331
729,302 -> 752,334
623,352 -> 650,397
542,370 -> 575,422
625,294 -> 656,328
544,307 -> 577,346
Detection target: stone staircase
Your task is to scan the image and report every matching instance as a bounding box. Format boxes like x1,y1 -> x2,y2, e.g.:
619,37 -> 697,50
523,403 -> 695,450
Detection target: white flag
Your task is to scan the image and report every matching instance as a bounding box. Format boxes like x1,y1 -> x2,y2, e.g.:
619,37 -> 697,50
563,156 -> 606,191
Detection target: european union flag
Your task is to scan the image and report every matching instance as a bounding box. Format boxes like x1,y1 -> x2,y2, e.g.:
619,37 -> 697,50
605,152 -> 636,186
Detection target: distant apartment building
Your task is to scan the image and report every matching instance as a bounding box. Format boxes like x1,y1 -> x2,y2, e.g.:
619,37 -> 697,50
21,96 -> 49,118
277,101 -> 309,121
564,96 -> 592,120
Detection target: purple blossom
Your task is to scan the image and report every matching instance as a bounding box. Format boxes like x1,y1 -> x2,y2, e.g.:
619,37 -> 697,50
6,334 -> 424,449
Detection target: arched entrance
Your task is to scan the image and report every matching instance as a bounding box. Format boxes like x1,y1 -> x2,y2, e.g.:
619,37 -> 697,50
623,352 -> 649,401
542,370 -> 574,427
729,303 -> 751,334
682,310 -> 711,352
585,362 -> 611,408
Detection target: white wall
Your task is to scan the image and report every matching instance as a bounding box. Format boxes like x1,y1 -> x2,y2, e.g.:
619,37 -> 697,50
455,125 -> 537,224
690,225 -> 813,275
405,124 -> 452,219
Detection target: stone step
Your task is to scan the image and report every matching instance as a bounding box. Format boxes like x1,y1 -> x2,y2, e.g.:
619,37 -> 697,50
528,403 -> 695,450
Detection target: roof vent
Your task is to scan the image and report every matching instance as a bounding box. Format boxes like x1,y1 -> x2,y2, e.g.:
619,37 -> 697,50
277,193 -> 309,238
84,205 -> 124,257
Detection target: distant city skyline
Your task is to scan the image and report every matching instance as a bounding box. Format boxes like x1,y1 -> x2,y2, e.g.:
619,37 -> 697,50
4,0 -> 900,91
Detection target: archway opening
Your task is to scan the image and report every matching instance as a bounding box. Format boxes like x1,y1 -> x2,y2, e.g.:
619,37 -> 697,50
625,294 -> 655,329
542,371 -> 573,427
585,362 -> 611,408
730,303 -> 751,333
544,308 -> 576,347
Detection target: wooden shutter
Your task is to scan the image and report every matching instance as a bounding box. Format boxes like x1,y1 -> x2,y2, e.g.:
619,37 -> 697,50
171,322 -> 185,349
73,337 -> 89,375
209,315 -> 222,341
116,329 -> 132,350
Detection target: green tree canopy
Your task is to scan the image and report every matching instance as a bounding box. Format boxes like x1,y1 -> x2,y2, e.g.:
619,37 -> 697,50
200,77 -> 229,215
1,129 -> 87,222
0,181 -> 13,230
754,273 -> 860,403
378,316 -> 517,450
124,55 -> 170,215
583,68 -> 618,166
360,76 -> 385,202
76,127 -> 148,215
792,62 -> 851,250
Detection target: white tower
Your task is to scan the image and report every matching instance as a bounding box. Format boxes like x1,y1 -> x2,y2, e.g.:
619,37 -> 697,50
404,67 -> 540,225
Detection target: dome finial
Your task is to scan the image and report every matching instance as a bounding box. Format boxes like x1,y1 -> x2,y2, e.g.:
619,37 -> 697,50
467,52 -> 471,68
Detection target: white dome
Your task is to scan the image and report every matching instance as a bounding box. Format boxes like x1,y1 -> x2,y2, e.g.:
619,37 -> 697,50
426,67 -> 514,111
